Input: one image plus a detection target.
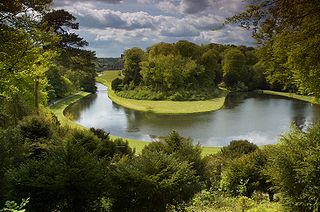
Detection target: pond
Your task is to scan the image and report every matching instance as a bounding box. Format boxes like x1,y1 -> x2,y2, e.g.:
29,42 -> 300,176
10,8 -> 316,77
65,83 -> 320,146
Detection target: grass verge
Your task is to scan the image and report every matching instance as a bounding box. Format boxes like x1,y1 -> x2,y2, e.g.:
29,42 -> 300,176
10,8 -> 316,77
50,92 -> 91,128
259,90 -> 319,104
97,70 -> 228,114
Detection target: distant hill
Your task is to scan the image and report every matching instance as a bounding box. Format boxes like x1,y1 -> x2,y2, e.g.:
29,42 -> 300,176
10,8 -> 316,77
96,58 -> 124,71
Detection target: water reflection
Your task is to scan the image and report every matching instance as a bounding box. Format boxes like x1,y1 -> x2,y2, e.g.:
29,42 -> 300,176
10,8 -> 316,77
65,83 -> 320,146
65,94 -> 97,120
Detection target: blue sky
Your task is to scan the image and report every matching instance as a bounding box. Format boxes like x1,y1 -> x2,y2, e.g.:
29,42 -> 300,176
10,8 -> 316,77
53,0 -> 255,57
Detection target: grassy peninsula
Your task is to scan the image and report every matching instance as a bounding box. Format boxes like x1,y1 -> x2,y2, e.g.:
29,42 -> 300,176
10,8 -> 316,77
97,70 -> 228,114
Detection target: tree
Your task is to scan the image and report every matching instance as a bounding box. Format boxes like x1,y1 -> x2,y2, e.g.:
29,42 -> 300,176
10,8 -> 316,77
265,123 -> 320,211
122,47 -> 145,85
42,9 -> 97,98
222,48 -> 249,89
228,0 -> 320,97
0,0 -> 58,119
110,149 -> 201,211
220,150 -> 272,198
199,49 -> 221,85
143,131 -> 206,180
221,140 -> 258,160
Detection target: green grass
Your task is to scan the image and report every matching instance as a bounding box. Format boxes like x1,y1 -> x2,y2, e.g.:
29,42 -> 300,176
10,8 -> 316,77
97,70 -> 228,114
260,90 -> 319,104
50,92 -> 91,128
201,146 -> 221,156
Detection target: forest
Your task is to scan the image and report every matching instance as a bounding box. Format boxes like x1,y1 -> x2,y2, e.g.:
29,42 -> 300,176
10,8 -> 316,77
1,0 -> 320,211
112,42 -> 267,101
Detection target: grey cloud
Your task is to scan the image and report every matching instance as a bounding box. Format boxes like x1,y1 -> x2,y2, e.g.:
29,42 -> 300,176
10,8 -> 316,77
73,9 -> 156,30
52,0 -> 122,7
180,0 -> 208,14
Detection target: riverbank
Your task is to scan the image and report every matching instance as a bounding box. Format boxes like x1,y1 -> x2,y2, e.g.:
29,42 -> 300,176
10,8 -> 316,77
96,70 -> 228,114
49,90 -> 220,155
258,90 -> 319,104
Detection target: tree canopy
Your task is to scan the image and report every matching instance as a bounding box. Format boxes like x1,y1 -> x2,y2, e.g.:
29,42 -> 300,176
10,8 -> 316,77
228,0 -> 320,97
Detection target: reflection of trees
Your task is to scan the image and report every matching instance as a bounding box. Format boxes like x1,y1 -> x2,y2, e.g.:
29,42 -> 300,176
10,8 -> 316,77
64,94 -> 97,120
224,92 -> 250,109
292,116 -> 306,130
311,105 -> 320,123
289,101 -> 307,130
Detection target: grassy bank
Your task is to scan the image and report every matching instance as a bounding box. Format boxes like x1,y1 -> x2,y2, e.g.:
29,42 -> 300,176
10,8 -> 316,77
50,92 -> 91,128
96,70 -> 228,114
49,91 -> 148,153
260,90 -> 319,104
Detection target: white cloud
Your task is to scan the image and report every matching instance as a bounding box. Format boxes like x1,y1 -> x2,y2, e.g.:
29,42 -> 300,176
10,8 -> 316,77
52,0 -> 254,57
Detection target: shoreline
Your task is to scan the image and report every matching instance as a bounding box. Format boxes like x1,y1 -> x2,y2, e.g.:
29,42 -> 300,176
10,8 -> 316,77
49,90 -> 221,155
96,71 -> 228,114
257,90 -> 319,104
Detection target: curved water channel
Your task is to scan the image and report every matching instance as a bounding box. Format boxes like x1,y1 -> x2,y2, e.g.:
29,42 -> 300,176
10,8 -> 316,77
66,83 -> 320,146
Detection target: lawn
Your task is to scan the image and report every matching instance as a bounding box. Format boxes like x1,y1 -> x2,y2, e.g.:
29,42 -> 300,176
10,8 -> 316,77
259,90 -> 319,104
50,92 -> 91,128
96,70 -> 228,114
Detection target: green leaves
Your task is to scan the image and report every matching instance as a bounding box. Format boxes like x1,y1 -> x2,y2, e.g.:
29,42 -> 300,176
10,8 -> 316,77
265,124 -> 320,210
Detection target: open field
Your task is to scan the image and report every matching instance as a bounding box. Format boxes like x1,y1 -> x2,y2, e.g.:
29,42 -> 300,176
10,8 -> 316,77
96,70 -> 228,114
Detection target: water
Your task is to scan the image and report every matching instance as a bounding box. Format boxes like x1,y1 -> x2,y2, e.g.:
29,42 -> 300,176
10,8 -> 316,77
65,83 -> 320,146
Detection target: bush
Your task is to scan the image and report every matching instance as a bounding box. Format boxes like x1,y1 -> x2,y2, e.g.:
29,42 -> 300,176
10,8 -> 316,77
220,150 -> 272,198
221,140 -> 258,160
18,115 -> 53,140
110,150 -> 201,211
265,123 -> 320,211
111,78 -> 123,91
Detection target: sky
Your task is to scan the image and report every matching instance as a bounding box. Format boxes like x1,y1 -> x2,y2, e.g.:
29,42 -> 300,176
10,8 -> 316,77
52,0 -> 255,57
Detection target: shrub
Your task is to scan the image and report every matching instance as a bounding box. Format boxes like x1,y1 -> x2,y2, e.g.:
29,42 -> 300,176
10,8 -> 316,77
265,124 -> 320,211
221,140 -> 258,160
111,78 -> 123,91
18,115 -> 53,140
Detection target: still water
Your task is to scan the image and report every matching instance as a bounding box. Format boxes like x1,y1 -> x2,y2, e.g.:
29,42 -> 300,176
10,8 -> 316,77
65,83 -> 320,146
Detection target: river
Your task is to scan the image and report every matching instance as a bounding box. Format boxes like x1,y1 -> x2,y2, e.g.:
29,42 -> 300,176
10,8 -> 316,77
65,83 -> 320,146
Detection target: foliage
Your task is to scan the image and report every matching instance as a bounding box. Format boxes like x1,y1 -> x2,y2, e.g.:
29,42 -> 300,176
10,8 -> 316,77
228,0 -> 320,96
221,139 -> 258,160
18,115 -> 53,141
122,47 -> 144,85
265,123 -> 320,211
0,198 -> 29,212
119,41 -> 266,101
43,9 -> 97,100
220,150 -> 272,198
110,150 -> 201,211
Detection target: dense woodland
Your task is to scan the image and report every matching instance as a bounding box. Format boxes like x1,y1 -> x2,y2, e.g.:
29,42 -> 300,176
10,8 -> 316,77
112,42 -> 268,101
1,0 -> 320,211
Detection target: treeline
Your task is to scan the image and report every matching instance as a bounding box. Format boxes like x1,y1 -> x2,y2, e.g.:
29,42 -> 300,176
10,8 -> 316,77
0,0 -> 97,127
112,41 -> 267,101
228,0 -> 320,98
96,58 -> 124,71
0,113 -> 319,211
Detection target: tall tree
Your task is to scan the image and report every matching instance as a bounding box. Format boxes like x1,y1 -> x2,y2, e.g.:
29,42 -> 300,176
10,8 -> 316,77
0,0 -> 57,117
122,47 -> 145,85
42,9 -> 97,99
228,0 -> 320,97
222,48 -> 248,89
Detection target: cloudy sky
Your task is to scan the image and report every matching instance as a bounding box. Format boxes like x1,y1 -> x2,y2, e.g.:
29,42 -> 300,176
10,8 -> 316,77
52,0 -> 255,57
